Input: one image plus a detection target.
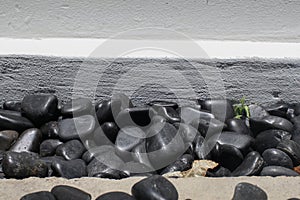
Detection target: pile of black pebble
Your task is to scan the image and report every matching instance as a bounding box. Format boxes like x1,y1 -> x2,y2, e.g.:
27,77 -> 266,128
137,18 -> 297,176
1,94 -> 300,179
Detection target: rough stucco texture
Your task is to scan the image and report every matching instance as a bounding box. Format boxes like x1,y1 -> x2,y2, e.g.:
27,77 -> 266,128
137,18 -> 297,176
0,56 -> 299,107
1,0 -> 300,42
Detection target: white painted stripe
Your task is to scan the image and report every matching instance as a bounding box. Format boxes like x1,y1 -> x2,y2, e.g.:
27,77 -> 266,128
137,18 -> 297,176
0,38 -> 300,59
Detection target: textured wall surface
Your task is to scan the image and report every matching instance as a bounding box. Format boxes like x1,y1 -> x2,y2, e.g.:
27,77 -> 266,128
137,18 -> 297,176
0,56 -> 299,106
0,0 -> 300,42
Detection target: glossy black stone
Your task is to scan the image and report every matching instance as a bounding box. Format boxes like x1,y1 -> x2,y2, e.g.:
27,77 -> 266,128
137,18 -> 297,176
132,175 -> 178,200
253,129 -> 291,153
262,148 -> 293,169
2,151 -> 48,178
116,107 -> 151,128
96,94 -> 133,124
232,151 -> 264,176
56,140 -> 85,160
100,122 -> 119,143
3,100 -> 22,112
20,191 -> 56,200
146,123 -> 185,170
58,115 -> 95,141
40,156 -> 65,176
40,139 -> 63,157
10,128 -> 42,153
232,182 -> 268,200
226,118 -> 253,136
52,159 -> 87,179
250,115 -> 293,135
96,192 -> 136,200
61,98 -> 93,117
51,185 -> 91,200
198,99 -> 234,121
40,121 -> 60,139
260,166 -> 299,176
93,126 -> 114,146
178,106 -> 215,125
206,166 -> 232,177
248,104 -> 269,118
160,154 -> 194,175
21,95 -> 59,126
190,118 -> 226,138
277,139 -> 300,166
265,102 -> 289,118
0,130 -> 18,150
0,109 -> 34,132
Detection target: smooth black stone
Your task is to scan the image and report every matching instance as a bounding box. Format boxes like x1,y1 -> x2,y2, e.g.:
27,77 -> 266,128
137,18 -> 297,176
277,139 -> 300,166
122,161 -> 155,176
82,145 -> 115,163
288,198 -> 300,200
266,102 -> 289,118
0,109 -> 34,132
147,100 -> 178,110
248,104 -> 269,118
40,156 -> 65,176
206,166 -> 232,177
175,123 -> 199,144
146,123 -> 185,170
40,121 -> 60,139
177,106 -> 215,125
132,142 -> 152,167
190,118 -> 226,138
232,182 -> 268,200
96,94 -> 133,124
61,98 -> 93,117
260,166 -> 299,176
87,156 -> 128,179
115,126 -> 145,153
52,159 -> 87,179
21,95 -> 59,126
2,151 -> 48,178
51,185 -> 91,200
253,129 -> 291,153
20,191 -> 56,200
250,115 -> 293,135
56,140 -> 85,160
40,139 -> 63,157
150,106 -> 180,124
0,130 -> 18,150
96,192 -> 135,200
232,151 -> 264,176
208,131 -> 253,155
132,175 -> 178,200
160,154 -> 194,175
211,143 -> 244,171
226,118 -> 253,137
116,107 -> 151,128
10,128 -> 42,153
262,148 -> 293,169
198,99 -> 234,121
100,122 -> 119,143
58,115 -> 96,141
3,101 -> 22,112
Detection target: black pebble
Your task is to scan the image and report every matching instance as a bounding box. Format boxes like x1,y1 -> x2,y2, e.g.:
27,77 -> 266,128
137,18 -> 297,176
51,185 -> 91,200
52,159 -> 87,179
56,140 -> 85,160
96,192 -> 136,200
232,182 -> 268,200
132,175 -> 178,200
232,151 -> 264,176
0,110 -> 34,133
10,128 -> 42,153
61,98 -> 93,117
20,191 -> 56,200
260,166 -> 299,177
262,148 -> 293,169
40,139 -> 63,157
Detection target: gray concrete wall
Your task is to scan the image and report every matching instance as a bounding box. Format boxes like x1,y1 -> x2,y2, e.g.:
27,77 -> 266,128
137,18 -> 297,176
1,0 -> 300,42
0,56 -> 299,106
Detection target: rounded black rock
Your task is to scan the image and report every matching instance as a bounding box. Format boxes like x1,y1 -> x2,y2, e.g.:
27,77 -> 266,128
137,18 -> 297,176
0,130 -> 19,151
40,139 -> 63,157
96,192 -> 136,200
56,140 -> 85,160
262,148 -> 293,169
20,191 -> 56,200
10,128 -> 42,153
132,175 -> 178,200
232,182 -> 268,200
51,185 -> 91,200
260,166 -> 299,177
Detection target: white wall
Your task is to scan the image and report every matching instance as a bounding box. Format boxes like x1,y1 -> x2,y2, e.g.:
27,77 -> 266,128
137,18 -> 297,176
1,0 -> 300,41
